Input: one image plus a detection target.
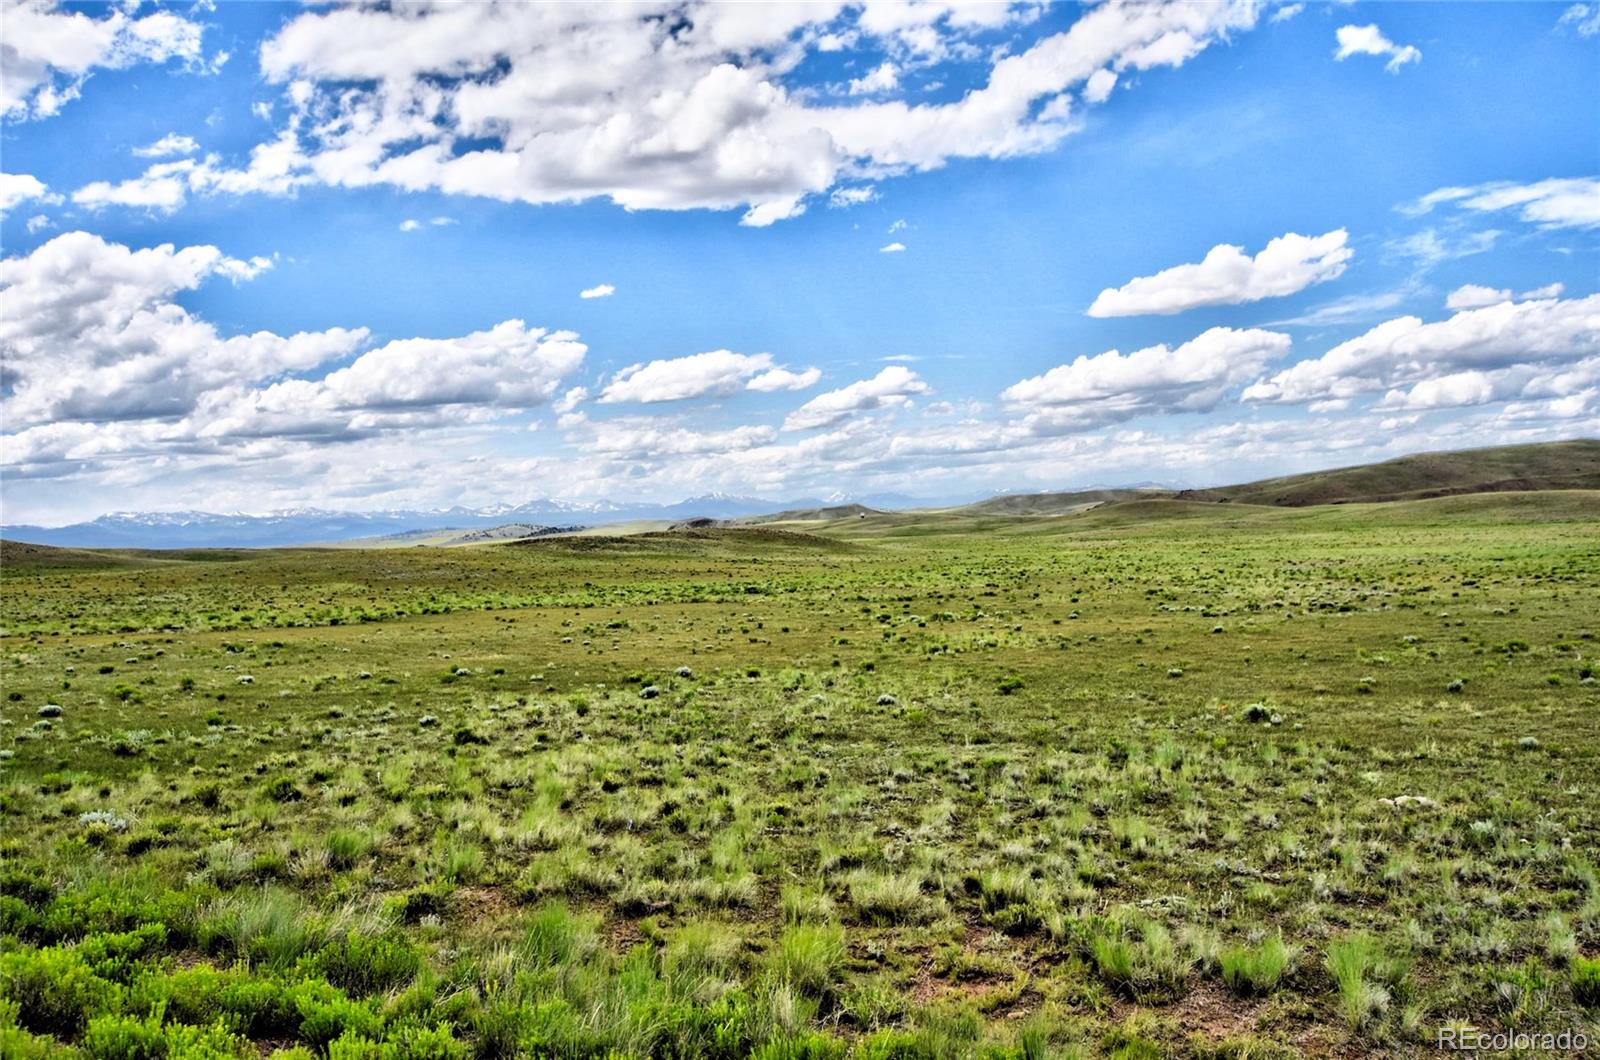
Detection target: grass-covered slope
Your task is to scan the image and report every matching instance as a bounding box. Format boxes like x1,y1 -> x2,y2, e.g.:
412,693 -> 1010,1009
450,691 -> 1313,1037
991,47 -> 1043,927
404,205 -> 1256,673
1176,438 -> 1600,506
947,489 -> 1153,516
934,440 -> 1600,517
1,493 -> 1598,1058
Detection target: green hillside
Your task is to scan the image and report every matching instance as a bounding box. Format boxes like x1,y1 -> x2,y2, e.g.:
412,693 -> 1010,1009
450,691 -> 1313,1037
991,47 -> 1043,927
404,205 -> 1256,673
1176,438 -> 1600,506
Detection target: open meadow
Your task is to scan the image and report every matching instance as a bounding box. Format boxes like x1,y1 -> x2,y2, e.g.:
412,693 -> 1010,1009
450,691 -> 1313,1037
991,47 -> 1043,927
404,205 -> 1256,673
2,492 -> 1599,1058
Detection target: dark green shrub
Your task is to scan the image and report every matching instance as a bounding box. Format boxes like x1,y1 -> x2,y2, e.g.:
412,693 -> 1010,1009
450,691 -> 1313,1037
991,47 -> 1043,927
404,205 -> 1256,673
0,946 -> 118,1036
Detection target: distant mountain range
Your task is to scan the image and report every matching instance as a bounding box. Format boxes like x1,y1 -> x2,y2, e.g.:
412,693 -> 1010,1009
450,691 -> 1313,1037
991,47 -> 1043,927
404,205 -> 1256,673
0,491 -> 979,548
7,440 -> 1594,549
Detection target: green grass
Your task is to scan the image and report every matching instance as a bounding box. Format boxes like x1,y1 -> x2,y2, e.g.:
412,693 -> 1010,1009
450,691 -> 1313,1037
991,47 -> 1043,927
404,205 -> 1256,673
2,491 -> 1598,1056
1218,935 -> 1290,997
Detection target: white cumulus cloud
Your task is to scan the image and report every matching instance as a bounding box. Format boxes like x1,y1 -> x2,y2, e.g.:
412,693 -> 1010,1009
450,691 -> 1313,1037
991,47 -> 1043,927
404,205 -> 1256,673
600,350 -> 817,404
0,172 -> 62,213
0,231 -> 365,428
2,0 -> 208,119
747,366 -> 822,392
132,133 -> 199,158
784,366 -> 929,430
1334,24 -> 1421,73
1244,294 -> 1600,406
1445,284 -> 1511,311
580,284 -> 616,299
1088,230 -> 1351,317
81,1 -> 1264,225
1003,326 -> 1291,429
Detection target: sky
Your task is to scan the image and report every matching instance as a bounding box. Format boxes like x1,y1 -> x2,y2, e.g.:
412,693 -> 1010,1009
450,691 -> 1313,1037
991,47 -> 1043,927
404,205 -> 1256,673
1,0 -> 1597,525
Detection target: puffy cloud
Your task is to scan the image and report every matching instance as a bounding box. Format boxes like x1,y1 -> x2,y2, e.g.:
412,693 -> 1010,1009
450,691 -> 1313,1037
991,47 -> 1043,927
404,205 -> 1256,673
311,321 -> 582,411
1376,355 -> 1600,413
747,366 -> 822,392
0,232 -> 591,478
1406,177 -> 1600,230
1002,326 -> 1291,429
1448,282 -> 1567,312
72,160 -> 194,210
193,321 -> 585,443
1,0 -> 207,119
1270,4 -> 1305,24
1244,294 -> 1600,405
553,386 -> 589,414
83,1 -> 1262,224
784,366 -> 929,429
72,130 -> 311,211
1445,284 -> 1510,311
880,241 -> 907,253
1088,230 -> 1351,317
0,232 -> 364,428
0,172 -> 62,213
1377,370 -> 1500,411
828,184 -> 878,208
580,283 -> 616,299
1334,24 -> 1420,73
847,62 -> 900,96
132,133 -> 198,158
1082,67 -> 1118,103
600,349 -> 817,403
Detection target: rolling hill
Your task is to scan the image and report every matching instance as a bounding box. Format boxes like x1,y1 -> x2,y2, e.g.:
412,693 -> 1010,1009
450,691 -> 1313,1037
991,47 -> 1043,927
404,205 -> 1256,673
1173,439 -> 1600,506
4,441 -> 1596,550
931,440 -> 1600,516
952,488 -> 1155,516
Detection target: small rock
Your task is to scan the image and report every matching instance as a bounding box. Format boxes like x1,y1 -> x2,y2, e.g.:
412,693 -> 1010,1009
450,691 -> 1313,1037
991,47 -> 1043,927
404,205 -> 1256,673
236,675 -> 253,685
37,704 -> 63,718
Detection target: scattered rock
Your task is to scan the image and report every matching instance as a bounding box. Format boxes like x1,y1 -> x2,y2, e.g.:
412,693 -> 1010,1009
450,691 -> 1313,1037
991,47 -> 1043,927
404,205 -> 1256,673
37,704 -> 63,718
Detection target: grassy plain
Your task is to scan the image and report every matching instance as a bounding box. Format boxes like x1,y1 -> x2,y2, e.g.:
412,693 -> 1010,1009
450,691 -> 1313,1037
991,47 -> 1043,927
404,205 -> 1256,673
2,492 -> 1598,1058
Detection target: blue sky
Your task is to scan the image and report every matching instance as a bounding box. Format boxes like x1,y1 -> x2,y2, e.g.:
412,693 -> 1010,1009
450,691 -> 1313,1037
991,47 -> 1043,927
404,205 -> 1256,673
1,0 -> 1597,524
